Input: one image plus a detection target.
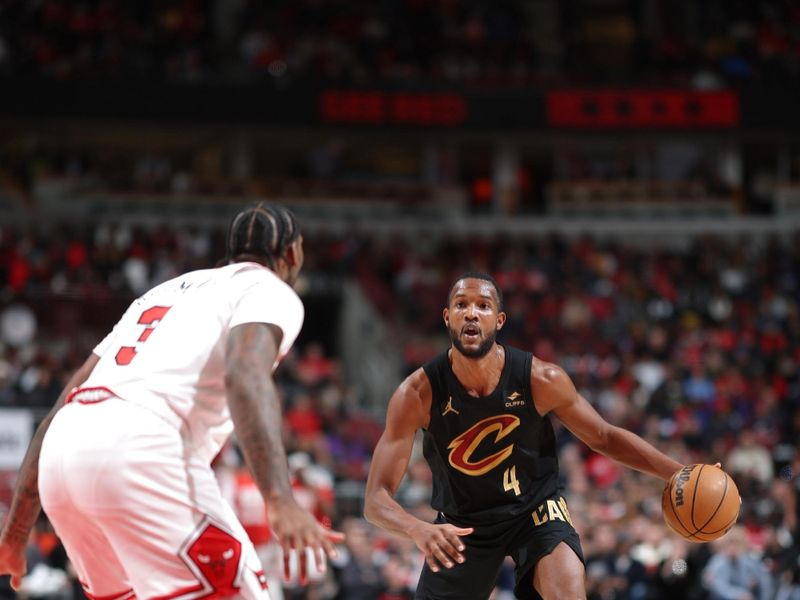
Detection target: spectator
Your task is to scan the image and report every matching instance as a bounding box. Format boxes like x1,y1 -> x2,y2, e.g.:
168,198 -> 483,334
703,525 -> 774,600
726,428 -> 775,487
332,518 -> 383,600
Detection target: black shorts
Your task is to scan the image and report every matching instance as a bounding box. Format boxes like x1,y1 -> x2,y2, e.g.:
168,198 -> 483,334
414,494 -> 584,600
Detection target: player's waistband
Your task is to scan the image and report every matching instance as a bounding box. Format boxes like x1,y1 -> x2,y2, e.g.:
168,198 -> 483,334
66,386 -> 185,433
66,386 -> 116,404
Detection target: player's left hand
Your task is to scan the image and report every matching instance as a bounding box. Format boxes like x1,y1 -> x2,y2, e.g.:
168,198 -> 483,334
0,539 -> 27,590
267,498 -> 345,585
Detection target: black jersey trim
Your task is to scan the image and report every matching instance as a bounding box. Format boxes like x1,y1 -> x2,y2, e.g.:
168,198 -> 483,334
422,352 -> 448,430
523,352 -> 545,419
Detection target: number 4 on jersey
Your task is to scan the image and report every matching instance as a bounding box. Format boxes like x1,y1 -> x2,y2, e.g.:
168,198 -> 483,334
115,305 -> 172,366
503,465 -> 521,496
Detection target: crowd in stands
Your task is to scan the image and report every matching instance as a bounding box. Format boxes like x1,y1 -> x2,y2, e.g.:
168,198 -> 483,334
2,0 -> 800,87
1,220 -> 799,598
0,140 -> 439,211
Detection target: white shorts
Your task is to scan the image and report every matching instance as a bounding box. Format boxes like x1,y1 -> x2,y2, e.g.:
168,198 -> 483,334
39,397 -> 270,600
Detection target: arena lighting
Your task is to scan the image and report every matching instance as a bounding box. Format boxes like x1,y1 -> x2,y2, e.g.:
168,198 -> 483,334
547,89 -> 739,128
319,89 -> 468,126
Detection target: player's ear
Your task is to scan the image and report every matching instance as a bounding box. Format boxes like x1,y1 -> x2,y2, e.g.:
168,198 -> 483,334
443,307 -> 449,327
496,310 -> 506,330
283,236 -> 304,269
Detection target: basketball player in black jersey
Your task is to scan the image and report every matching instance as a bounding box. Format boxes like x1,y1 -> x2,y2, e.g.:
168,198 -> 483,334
364,273 -> 685,600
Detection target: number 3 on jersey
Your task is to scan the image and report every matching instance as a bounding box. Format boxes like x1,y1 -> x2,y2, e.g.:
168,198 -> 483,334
115,305 -> 172,366
503,465 -> 521,496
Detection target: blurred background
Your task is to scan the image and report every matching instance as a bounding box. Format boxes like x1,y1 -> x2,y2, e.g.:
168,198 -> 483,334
0,0 -> 799,598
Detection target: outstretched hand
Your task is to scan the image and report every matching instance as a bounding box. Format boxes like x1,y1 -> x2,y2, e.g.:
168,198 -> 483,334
0,540 -> 27,591
267,499 -> 345,584
408,522 -> 473,573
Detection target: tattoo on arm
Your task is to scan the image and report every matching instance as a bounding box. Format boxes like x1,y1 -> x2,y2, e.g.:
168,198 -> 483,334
226,323 -> 292,502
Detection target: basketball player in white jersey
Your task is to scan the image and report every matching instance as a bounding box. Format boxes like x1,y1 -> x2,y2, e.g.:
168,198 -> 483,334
0,203 -> 344,599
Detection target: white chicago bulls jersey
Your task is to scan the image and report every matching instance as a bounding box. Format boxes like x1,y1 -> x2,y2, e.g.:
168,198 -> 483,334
77,262 -> 303,463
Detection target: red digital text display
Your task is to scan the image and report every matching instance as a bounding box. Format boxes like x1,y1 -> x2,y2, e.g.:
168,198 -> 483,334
547,90 -> 739,128
320,90 -> 468,126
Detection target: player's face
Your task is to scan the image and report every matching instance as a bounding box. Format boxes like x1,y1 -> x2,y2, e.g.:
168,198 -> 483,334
444,279 -> 505,358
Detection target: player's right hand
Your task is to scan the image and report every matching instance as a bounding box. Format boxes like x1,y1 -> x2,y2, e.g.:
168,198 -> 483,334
0,541 -> 27,590
267,498 -> 345,585
408,522 -> 473,572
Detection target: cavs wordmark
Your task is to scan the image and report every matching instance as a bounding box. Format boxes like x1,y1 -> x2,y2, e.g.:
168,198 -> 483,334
447,414 -> 520,476
531,496 -> 574,527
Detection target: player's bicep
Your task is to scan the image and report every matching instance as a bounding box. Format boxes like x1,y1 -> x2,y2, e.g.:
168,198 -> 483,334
226,322 -> 282,373
366,374 -> 429,496
535,362 -> 611,451
552,392 -> 611,452
225,322 -> 283,406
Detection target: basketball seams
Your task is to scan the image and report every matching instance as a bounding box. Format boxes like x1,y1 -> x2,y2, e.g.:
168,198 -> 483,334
689,464 -> 704,530
692,470 -> 729,535
701,512 -> 739,535
665,470 -> 701,541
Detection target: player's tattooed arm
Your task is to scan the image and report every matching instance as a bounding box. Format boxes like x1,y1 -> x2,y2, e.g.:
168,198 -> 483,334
0,352 -> 98,585
226,322 -> 293,501
226,322 -> 343,582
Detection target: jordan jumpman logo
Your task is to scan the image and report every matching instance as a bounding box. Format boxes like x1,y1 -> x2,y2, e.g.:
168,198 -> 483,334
442,397 -> 460,416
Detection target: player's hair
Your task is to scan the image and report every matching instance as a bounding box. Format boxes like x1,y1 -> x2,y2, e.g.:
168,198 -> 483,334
225,202 -> 300,268
448,272 -> 504,310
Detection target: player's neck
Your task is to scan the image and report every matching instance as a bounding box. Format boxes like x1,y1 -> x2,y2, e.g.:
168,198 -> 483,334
449,344 -> 505,398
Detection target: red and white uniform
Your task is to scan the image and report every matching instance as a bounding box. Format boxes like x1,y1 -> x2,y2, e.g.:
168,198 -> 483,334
38,263 -> 303,600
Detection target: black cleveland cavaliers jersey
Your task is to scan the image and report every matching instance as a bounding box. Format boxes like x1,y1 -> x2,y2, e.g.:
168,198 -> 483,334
421,345 -> 559,526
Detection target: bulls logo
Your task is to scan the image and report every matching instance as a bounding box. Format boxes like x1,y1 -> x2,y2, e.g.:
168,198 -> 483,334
182,519 -> 243,596
197,547 -> 235,576
447,414 -> 520,476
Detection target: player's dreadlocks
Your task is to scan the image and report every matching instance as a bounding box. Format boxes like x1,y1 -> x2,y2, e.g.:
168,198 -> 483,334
225,202 -> 300,268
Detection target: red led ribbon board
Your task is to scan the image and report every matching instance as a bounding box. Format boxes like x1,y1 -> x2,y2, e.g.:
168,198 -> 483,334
320,89 -> 468,126
547,90 -> 739,128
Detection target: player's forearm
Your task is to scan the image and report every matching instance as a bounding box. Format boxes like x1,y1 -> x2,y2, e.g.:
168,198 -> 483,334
0,416 -> 49,547
227,376 -> 293,503
364,487 -> 426,539
598,425 -> 683,481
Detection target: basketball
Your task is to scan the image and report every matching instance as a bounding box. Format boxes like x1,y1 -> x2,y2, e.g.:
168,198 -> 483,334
662,464 -> 741,543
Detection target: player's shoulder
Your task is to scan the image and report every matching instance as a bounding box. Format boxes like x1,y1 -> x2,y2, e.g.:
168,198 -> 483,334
223,263 -> 299,298
530,356 -> 576,402
389,367 -> 433,428
399,367 -> 433,401
219,261 -> 274,282
136,267 -> 214,301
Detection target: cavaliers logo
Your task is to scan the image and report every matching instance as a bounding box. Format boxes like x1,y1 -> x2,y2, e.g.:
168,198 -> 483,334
447,414 -> 520,476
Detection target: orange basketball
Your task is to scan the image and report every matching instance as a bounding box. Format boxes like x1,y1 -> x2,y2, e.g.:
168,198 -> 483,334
662,464 -> 741,543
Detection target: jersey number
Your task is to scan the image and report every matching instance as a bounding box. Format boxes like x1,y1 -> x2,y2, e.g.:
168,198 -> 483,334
503,465 -> 521,496
115,305 -> 172,366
